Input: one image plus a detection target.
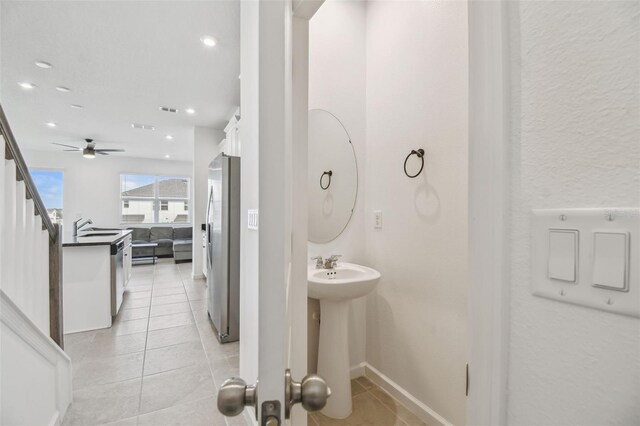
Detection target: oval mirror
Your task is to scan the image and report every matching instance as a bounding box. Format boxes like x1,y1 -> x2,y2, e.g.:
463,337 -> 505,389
308,109 -> 358,243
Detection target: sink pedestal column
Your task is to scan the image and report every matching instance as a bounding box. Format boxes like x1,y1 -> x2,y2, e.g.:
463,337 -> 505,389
317,299 -> 352,419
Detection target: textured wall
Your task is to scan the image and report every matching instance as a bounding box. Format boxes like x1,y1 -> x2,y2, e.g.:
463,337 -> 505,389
506,2 -> 640,424
365,2 -> 469,424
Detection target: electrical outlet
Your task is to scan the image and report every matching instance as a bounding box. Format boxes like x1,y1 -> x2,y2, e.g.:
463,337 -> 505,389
374,210 -> 382,229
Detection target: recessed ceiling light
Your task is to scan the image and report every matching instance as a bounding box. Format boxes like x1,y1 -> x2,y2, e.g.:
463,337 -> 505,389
165,135 -> 174,140
56,86 -> 71,92
18,82 -> 36,90
132,123 -> 155,131
70,104 -> 84,109
35,61 -> 53,69
200,35 -> 217,47
185,108 -> 196,115
164,154 -> 171,159
46,121 -> 57,128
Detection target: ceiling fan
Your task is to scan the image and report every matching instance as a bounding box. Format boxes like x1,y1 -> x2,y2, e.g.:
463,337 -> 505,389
52,138 -> 125,159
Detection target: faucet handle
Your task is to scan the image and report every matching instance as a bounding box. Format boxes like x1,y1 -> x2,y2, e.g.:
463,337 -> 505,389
311,256 -> 324,268
328,255 -> 342,261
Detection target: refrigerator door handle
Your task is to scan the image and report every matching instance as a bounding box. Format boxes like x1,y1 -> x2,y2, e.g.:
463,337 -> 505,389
206,187 -> 213,267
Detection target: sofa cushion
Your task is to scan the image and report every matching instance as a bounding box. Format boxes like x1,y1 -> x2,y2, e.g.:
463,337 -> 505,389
128,227 -> 150,241
173,226 -> 192,240
150,226 -> 173,241
173,239 -> 192,253
152,238 -> 173,248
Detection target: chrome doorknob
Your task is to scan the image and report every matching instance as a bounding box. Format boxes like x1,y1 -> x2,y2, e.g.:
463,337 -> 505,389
285,369 -> 331,418
217,377 -> 257,417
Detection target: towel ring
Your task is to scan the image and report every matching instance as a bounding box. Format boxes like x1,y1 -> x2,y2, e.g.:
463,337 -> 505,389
320,170 -> 333,190
404,149 -> 425,178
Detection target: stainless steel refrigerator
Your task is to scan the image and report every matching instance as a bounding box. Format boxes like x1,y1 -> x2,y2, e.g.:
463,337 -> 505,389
206,154 -> 240,343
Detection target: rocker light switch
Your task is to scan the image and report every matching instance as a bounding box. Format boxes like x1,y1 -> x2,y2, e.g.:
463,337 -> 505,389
593,232 -> 629,291
548,229 -> 578,282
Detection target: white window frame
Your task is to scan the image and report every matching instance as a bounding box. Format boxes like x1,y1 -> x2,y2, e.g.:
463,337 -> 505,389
120,174 -> 191,224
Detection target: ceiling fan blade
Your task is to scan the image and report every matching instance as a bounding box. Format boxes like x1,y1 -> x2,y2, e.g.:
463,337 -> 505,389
96,151 -> 109,155
52,142 -> 80,149
63,149 -> 80,151
95,149 -> 125,152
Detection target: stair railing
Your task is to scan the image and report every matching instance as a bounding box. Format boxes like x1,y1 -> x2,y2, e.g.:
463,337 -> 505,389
0,103 -> 64,348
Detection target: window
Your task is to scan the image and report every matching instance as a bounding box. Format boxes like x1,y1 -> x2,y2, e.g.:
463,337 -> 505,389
120,174 -> 190,224
30,169 -> 64,224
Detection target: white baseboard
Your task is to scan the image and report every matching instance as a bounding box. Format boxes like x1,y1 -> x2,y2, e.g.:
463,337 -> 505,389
364,363 -> 452,426
350,362 -> 366,379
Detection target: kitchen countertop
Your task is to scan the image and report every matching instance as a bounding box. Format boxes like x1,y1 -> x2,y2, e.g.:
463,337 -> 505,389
62,229 -> 132,247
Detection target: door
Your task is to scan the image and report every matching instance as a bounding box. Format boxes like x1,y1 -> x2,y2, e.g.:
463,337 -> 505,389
216,1 -> 327,425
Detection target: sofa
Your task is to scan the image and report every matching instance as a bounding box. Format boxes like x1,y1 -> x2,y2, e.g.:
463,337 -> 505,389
128,226 -> 193,262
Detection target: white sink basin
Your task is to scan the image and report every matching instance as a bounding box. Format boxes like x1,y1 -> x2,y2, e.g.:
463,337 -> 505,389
309,262 -> 380,419
308,263 -> 381,301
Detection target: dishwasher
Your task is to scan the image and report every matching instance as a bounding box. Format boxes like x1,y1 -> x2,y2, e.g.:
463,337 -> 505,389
110,240 -> 125,316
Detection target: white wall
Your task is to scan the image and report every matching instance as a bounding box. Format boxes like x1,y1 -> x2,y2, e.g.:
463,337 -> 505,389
192,127 -> 224,278
506,2 -> 640,425
23,150 -> 192,234
365,2 -> 469,425
308,0 -> 367,373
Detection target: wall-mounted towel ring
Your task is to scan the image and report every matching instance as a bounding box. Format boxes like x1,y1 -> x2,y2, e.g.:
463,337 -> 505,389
404,149 -> 425,178
320,170 -> 333,190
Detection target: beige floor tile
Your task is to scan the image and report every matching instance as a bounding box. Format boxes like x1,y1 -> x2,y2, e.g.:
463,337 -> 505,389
369,388 -> 426,426
153,281 -> 184,289
153,287 -> 186,297
99,416 -> 138,426
125,291 -> 152,300
84,332 -> 147,359
146,324 -> 201,350
192,308 -> 210,325
62,378 -> 142,425
314,392 -> 404,426
144,341 -> 208,376
150,301 -> 192,317
309,414 -> 320,426
355,376 -> 375,390
154,275 -> 183,284
208,355 -> 238,387
73,351 -> 144,389
139,365 -> 217,415
351,379 -> 366,397
152,293 -> 189,305
100,318 -> 148,336
190,299 -> 207,311
137,395 -> 227,426
125,284 -> 153,293
116,306 -> 150,322
64,330 -> 97,363
148,311 -> 194,331
121,298 -> 151,309
186,288 -> 207,301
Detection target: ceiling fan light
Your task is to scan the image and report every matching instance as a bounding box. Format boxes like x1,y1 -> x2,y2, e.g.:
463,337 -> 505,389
83,148 -> 95,159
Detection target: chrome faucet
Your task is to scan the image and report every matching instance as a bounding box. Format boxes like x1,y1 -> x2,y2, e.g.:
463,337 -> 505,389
324,255 -> 341,270
73,218 -> 93,236
311,256 -> 324,269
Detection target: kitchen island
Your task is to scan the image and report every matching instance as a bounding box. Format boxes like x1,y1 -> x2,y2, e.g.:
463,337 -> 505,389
62,230 -> 132,333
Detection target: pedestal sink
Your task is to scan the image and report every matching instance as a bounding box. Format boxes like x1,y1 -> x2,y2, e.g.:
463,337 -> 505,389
308,262 -> 381,419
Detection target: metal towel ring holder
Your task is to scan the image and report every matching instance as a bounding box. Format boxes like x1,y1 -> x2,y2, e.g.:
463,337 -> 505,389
320,170 -> 333,190
403,149 -> 425,178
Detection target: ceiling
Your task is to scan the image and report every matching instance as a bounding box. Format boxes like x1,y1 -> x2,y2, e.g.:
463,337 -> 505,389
1,1 -> 240,162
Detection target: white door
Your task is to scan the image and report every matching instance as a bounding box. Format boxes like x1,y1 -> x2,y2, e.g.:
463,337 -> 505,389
216,1 -> 327,425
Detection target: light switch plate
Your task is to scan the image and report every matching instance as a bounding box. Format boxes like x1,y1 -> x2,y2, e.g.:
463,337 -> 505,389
248,209 -> 258,230
531,208 -> 639,318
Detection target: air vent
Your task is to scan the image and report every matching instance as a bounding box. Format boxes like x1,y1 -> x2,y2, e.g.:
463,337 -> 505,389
132,123 -> 155,130
159,106 -> 179,113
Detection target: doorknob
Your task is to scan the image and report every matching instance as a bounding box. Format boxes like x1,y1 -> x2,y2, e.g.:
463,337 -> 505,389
284,369 -> 331,418
217,371 -> 330,423
217,377 -> 257,417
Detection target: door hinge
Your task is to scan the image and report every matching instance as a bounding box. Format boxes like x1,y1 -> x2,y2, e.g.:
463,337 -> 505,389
466,363 -> 469,396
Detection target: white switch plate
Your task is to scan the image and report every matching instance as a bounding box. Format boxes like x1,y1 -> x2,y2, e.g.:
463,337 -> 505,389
248,209 -> 258,230
531,208 -> 639,318
374,210 -> 382,229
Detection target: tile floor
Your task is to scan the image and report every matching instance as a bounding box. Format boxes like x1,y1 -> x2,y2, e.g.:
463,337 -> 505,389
62,258 -> 425,426
308,377 -> 427,426
62,258 -> 242,426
